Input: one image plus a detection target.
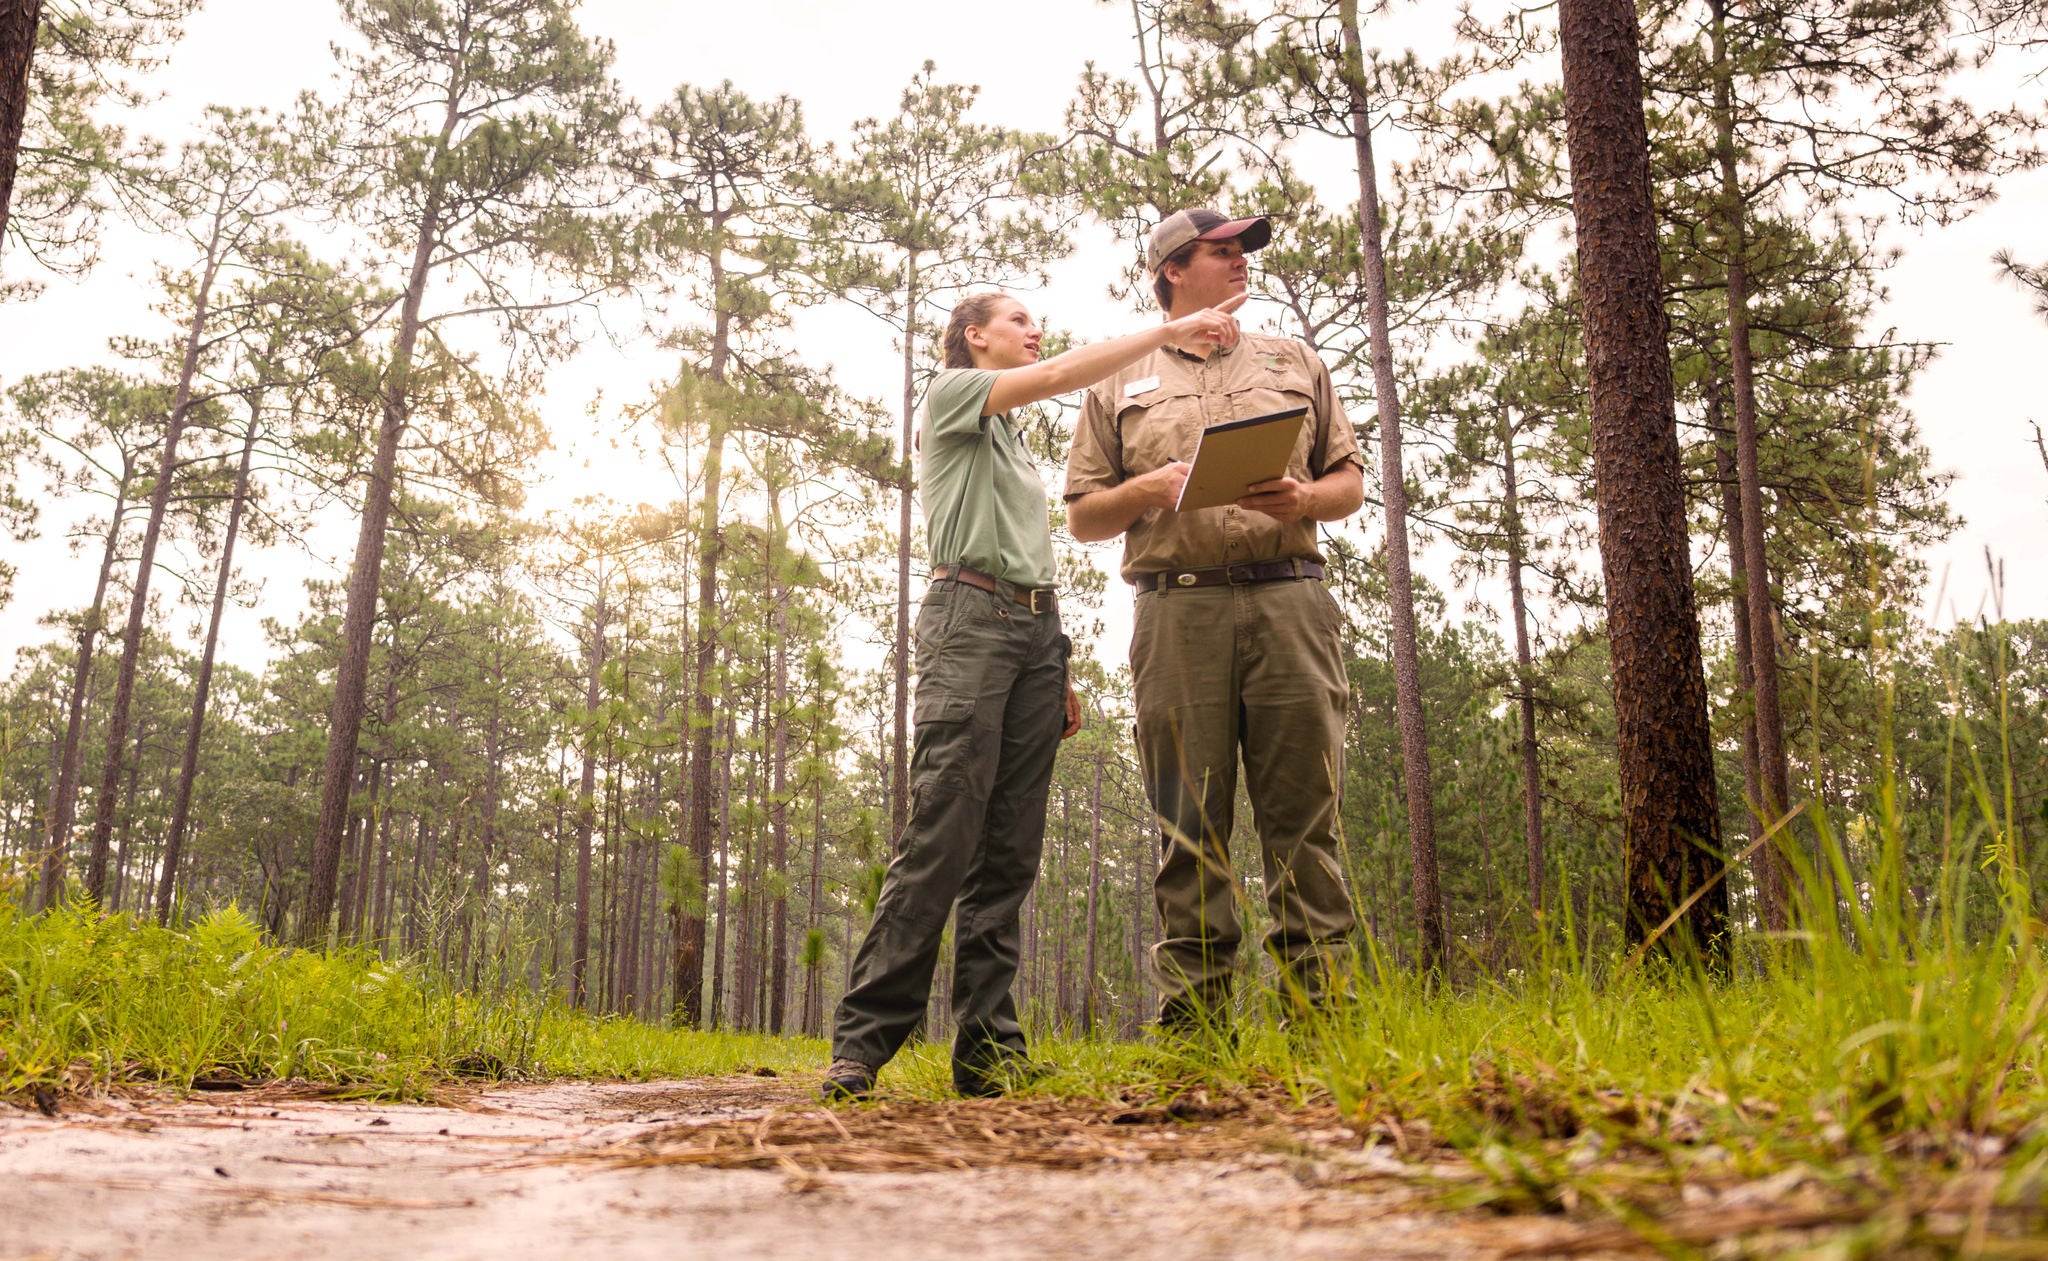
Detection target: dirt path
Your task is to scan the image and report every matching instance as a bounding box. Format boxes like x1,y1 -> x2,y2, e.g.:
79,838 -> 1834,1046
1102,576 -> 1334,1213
0,1078 -> 1620,1260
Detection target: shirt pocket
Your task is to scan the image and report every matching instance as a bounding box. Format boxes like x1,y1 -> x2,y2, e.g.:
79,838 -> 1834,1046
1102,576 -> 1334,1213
1116,383 -> 1207,476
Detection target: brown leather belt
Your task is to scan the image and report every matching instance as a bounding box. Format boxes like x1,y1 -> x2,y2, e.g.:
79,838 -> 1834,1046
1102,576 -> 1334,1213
1132,558 -> 1325,594
932,564 -> 1058,614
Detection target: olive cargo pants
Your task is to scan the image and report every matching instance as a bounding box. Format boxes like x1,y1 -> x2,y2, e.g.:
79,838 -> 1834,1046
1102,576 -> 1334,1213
831,580 -> 1068,1085
1131,577 -> 1357,1015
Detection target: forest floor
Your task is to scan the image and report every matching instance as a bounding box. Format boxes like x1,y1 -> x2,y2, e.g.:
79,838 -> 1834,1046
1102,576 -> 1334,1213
0,1074 -> 1734,1260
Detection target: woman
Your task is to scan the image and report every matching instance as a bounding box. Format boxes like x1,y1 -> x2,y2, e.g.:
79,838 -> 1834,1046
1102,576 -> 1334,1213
823,289 -> 1244,1100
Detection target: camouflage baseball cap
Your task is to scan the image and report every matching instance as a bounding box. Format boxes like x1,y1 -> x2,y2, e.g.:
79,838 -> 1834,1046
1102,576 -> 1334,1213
1145,208 -> 1273,278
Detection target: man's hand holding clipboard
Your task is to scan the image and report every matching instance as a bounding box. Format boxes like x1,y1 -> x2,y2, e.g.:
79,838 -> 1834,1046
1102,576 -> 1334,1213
1170,405 -> 1310,514
1234,475 -> 1309,522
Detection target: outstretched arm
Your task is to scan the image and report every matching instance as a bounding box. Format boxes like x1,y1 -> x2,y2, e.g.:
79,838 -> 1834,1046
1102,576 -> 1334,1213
981,293 -> 1246,417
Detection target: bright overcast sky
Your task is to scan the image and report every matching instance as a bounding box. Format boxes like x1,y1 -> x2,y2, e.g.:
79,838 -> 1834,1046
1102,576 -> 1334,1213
1,0 -> 2043,678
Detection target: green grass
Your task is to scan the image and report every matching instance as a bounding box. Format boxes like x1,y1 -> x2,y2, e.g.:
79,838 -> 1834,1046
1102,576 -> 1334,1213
0,892 -> 820,1100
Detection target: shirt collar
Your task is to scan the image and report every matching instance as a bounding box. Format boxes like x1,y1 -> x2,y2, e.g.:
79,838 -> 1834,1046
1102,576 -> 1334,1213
1164,337 -> 1235,365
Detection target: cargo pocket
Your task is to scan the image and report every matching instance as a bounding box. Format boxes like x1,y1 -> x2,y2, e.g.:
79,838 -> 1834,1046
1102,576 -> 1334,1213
910,691 -> 978,790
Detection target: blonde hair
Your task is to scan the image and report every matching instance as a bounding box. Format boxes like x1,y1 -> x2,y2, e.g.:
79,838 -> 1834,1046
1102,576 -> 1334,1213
941,292 -> 1018,369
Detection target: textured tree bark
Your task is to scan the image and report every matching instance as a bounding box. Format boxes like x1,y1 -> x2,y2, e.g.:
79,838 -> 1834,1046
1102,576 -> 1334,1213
0,0 -> 43,252
1339,0 -> 1443,972
1557,0 -> 1729,954
1500,413 -> 1546,914
157,401 -> 260,924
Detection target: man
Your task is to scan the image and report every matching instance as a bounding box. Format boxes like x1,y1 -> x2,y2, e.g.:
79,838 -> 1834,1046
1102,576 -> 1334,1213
1064,208 -> 1363,1029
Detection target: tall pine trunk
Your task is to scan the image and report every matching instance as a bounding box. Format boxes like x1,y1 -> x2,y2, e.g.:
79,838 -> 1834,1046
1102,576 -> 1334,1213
84,235 -> 226,902
767,508 -> 791,1035
1715,412 -> 1777,928
1710,0 -> 1796,917
157,399 -> 260,923
1557,0 -> 1729,956
38,482 -> 134,909
571,599 -> 606,1008
302,98 -> 458,945
677,283 -> 733,1026
711,708 -> 735,1027
1339,0 -> 1443,972
1500,412 -> 1546,913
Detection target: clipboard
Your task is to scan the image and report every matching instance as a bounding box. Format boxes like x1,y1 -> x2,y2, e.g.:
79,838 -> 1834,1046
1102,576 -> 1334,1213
1173,406 -> 1308,512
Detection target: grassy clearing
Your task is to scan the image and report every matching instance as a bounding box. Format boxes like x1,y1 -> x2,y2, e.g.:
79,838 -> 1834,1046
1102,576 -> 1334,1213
7,642 -> 2047,1252
0,891 -> 819,1100
5,871 -> 2046,1248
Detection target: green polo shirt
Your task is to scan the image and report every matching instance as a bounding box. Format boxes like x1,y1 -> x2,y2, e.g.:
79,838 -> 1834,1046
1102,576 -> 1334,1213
920,368 -> 1057,589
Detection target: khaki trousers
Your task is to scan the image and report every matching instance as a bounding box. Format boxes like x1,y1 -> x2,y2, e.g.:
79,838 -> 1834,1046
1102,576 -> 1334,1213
1130,576 -> 1357,1015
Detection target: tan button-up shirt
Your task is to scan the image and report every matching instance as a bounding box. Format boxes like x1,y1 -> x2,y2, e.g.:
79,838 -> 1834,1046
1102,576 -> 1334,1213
1063,332 -> 1362,584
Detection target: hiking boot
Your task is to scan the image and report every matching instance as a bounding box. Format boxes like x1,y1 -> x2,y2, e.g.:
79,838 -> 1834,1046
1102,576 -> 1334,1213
953,1049 -> 1053,1098
818,1057 -> 877,1102
1151,995 -> 1239,1058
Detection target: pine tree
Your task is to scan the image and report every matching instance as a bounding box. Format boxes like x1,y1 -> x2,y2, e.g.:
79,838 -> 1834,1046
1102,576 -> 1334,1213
300,0 -> 631,945
1557,0 -> 1728,954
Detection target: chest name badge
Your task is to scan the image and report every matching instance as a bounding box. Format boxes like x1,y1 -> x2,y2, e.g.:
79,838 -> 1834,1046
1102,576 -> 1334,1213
1124,375 -> 1161,397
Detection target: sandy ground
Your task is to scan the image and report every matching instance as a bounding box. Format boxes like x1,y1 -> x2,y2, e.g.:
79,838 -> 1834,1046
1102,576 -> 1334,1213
0,1077 -> 1603,1261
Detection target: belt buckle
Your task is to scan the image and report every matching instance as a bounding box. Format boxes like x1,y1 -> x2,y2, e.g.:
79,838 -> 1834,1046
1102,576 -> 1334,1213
1028,588 -> 1052,615
1225,564 -> 1250,586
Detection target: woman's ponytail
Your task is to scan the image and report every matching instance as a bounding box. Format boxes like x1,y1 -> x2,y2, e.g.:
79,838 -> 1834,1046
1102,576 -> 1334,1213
941,292 -> 1013,369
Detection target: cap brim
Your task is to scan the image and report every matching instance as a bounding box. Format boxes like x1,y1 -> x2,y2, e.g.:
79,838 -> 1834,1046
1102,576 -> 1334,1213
1195,215 -> 1272,252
